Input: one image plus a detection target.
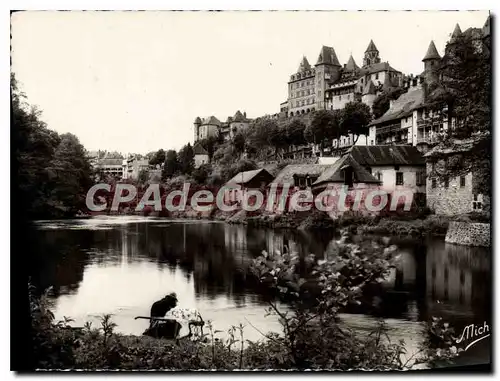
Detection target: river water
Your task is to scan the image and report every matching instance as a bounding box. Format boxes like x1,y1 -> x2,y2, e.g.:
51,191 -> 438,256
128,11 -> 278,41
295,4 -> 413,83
31,216 -> 491,368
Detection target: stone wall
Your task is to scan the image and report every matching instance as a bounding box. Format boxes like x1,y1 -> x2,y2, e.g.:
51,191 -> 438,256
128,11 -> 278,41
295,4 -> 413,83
445,221 -> 490,247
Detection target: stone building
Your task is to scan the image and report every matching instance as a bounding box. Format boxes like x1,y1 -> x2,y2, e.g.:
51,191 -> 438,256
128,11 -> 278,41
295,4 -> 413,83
194,111 -> 251,143
193,143 -> 209,168
424,137 -> 490,216
347,145 -> 426,198
369,16 -> 491,148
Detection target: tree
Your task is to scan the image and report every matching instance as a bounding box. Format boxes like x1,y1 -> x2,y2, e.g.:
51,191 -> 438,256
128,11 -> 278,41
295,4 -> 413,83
305,110 -> 341,155
162,150 -> 178,180
198,135 -> 218,162
426,32 -> 491,195
177,143 -> 195,175
340,102 -> 372,145
285,119 -> 307,147
138,169 -> 149,184
12,74 -> 93,218
192,164 -> 212,184
372,87 -> 407,119
149,149 -> 166,167
232,132 -> 246,156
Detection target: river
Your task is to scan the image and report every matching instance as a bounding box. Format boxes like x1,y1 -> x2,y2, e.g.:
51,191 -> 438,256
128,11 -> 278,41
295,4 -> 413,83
31,216 -> 491,368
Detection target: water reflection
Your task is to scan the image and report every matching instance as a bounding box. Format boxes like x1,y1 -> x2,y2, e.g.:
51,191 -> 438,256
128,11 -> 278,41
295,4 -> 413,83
32,217 -> 490,365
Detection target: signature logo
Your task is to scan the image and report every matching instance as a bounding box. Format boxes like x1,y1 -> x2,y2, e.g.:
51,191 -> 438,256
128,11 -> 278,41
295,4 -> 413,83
456,321 -> 490,351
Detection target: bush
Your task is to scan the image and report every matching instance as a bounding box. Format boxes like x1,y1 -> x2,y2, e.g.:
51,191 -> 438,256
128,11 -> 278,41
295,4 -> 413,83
29,236 -> 459,370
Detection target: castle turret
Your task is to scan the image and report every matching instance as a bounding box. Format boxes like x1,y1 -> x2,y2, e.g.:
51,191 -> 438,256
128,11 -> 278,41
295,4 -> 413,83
363,40 -> 381,67
450,23 -> 462,43
315,46 -> 341,109
194,116 -> 202,142
422,40 -> 441,84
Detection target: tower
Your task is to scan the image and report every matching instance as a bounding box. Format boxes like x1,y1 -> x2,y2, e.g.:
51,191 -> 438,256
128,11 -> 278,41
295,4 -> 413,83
363,40 -> 381,67
194,117 -> 201,142
315,46 -> 341,110
422,40 -> 441,85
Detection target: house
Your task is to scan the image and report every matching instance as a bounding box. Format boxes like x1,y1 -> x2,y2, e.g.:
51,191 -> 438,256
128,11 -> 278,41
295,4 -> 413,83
311,154 -> 382,215
270,164 -> 331,191
424,136 -> 490,215
267,164 -> 330,213
194,143 -> 209,168
223,168 -> 274,204
347,145 -> 426,196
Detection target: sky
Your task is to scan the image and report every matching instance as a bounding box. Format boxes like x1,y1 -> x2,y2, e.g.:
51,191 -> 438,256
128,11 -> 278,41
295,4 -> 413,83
11,10 -> 489,154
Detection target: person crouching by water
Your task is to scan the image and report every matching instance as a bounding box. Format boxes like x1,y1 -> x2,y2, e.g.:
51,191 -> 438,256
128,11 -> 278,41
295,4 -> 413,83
149,292 -> 178,329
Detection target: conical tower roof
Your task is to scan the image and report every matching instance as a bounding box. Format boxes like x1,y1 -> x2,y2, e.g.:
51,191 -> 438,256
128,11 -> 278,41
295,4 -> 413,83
483,14 -> 491,37
316,46 -> 341,66
344,54 -> 360,72
194,117 -> 202,124
450,23 -> 462,42
298,56 -> 311,72
422,40 -> 441,61
365,39 -> 378,52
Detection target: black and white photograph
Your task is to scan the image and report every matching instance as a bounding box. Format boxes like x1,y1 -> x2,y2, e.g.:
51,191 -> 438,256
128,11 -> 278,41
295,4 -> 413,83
9,7 -> 492,372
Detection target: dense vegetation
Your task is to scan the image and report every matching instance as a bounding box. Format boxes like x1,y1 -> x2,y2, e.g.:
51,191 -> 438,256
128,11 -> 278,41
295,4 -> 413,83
12,74 -> 94,219
425,31 -> 491,196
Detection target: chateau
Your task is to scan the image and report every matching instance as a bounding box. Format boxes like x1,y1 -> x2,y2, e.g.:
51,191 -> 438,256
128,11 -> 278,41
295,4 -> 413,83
193,110 -> 251,143
284,40 -> 403,117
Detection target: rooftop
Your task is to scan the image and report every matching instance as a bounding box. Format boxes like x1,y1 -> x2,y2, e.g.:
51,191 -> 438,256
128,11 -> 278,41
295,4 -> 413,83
422,40 -> 441,61
370,86 -> 425,125
316,46 -> 341,67
270,164 -> 330,185
313,154 -> 381,186
226,168 -> 272,185
347,145 -> 425,166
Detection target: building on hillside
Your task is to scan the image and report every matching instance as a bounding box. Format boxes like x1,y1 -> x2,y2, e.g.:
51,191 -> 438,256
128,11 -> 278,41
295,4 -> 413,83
194,111 -> 251,143
286,41 -> 403,118
369,16 -> 491,149
193,143 -> 209,168
194,116 -> 221,142
346,145 -> 426,197
125,156 -> 150,180
94,158 -> 124,179
424,136 -> 490,215
311,154 -> 382,215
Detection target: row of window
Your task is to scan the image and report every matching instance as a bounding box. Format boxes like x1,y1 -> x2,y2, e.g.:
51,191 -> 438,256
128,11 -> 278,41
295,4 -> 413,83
293,98 -> 316,107
293,80 -> 313,89
431,175 -> 466,189
293,89 -> 314,98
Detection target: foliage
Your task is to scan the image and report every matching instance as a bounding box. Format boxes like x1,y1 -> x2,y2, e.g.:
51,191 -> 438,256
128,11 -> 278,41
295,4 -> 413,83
148,149 -> 166,167
162,149 -> 178,180
198,136 -> 219,162
340,102 -> 372,144
192,164 -> 212,184
232,132 -> 246,156
30,235 -> 458,370
12,74 -> 94,219
305,110 -> 342,155
426,32 -> 491,195
372,87 -> 407,119
137,169 -> 149,184
285,119 -> 307,146
177,143 -> 195,175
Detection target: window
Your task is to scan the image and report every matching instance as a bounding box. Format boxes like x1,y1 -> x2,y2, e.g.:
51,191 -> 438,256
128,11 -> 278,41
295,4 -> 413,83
416,171 -> 426,186
431,178 -> 436,188
394,165 -> 400,171
376,73 -> 379,80
396,172 -> 404,185
376,172 -> 382,182
339,95 -> 341,100
444,178 -> 449,188
460,175 -> 466,187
